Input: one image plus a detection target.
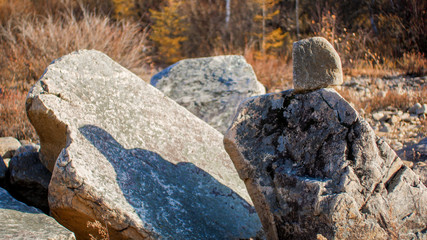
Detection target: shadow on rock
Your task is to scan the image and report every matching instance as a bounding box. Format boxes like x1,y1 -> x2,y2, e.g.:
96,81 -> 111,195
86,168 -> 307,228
79,125 -> 259,239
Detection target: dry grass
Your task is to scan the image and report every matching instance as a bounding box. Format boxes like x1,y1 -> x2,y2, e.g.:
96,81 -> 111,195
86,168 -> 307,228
87,220 -> 109,240
0,4 -> 150,141
1,7 -> 150,91
337,87 -> 426,114
0,88 -> 38,141
398,51 -> 427,76
244,48 -> 293,92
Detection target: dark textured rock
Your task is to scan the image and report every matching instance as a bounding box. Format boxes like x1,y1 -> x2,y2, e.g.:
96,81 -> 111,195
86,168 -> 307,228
0,187 -> 75,239
224,88 -> 427,240
14,142 -> 40,157
0,156 -> 6,187
293,37 -> 342,91
8,151 -> 51,213
151,55 -> 266,134
27,50 -> 262,239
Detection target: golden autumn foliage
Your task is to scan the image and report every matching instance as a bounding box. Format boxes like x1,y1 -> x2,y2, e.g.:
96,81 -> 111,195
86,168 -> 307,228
112,0 -> 135,20
149,0 -> 188,64
253,0 -> 286,58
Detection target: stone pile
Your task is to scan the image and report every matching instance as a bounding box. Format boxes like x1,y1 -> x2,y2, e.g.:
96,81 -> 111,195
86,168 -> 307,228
151,55 -> 266,134
25,50 -> 262,239
224,37 -> 426,240
2,43 -> 425,239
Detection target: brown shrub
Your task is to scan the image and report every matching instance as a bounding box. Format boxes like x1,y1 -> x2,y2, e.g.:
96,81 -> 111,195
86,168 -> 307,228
337,87 -> 426,114
0,88 -> 38,141
244,48 -> 293,92
0,5 -> 150,141
0,6 -> 150,91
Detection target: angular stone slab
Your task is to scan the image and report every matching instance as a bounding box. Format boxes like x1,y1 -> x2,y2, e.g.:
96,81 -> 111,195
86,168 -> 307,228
293,37 -> 343,91
151,55 -> 266,134
0,187 -> 75,239
224,88 -> 426,240
26,50 -> 262,239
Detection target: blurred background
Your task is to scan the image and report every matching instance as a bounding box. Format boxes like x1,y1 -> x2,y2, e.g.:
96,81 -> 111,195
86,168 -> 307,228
0,0 -> 426,143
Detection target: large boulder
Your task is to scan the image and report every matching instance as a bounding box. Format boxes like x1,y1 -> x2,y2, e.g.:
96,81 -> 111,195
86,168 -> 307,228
8,151 -> 51,213
293,37 -> 343,91
224,88 -> 427,240
0,187 -> 75,239
151,55 -> 266,134
26,50 -> 262,239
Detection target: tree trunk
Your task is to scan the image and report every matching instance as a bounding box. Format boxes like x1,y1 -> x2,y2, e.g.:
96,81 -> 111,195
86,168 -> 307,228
296,0 -> 300,39
225,0 -> 231,28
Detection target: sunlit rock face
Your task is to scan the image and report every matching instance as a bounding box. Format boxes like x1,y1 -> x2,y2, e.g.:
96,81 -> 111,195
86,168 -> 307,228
26,50 -> 262,239
293,37 -> 343,91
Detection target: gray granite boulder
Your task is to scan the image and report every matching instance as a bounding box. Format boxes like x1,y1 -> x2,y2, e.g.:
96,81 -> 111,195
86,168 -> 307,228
0,187 -> 75,239
224,88 -> 426,240
26,50 -> 262,239
8,151 -> 51,213
293,37 -> 343,91
0,137 -> 21,158
151,55 -> 266,134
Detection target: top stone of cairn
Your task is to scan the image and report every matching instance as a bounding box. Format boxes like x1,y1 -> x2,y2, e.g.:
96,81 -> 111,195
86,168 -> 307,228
293,37 -> 343,91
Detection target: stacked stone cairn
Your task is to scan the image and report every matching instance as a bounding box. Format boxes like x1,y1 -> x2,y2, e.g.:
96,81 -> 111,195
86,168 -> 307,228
224,37 -> 426,240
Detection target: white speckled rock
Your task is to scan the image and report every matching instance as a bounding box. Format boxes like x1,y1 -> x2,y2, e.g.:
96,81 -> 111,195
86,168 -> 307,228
26,50 -> 262,239
293,37 -> 343,91
224,88 -> 427,240
0,187 -> 75,239
151,55 -> 266,134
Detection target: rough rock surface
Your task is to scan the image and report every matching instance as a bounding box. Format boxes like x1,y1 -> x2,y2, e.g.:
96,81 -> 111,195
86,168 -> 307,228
14,142 -> 40,157
0,137 -> 21,158
0,156 -> 6,186
26,50 -> 262,239
151,55 -> 266,134
0,187 -> 75,239
224,88 -> 426,240
293,37 -> 343,91
8,151 -> 51,213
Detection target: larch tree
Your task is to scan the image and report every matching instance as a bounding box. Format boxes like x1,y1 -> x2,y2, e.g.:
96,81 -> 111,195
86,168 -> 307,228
111,0 -> 136,20
253,0 -> 286,57
150,0 -> 188,64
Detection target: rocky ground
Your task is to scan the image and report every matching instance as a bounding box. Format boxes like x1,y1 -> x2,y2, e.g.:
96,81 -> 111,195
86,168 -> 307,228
337,75 -> 426,157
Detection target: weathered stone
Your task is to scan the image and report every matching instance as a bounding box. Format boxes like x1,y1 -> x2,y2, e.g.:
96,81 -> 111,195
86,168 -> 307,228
224,88 -> 426,240
0,156 -> 6,187
8,152 -> 51,213
398,137 -> 427,162
293,37 -> 343,91
0,187 -> 75,239
151,55 -> 266,134
0,137 -> 21,158
27,50 -> 262,239
409,103 -> 425,115
372,112 -> 384,121
14,142 -> 40,157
